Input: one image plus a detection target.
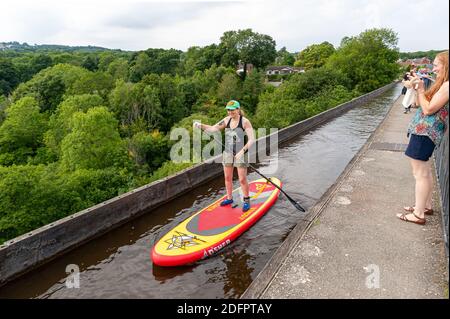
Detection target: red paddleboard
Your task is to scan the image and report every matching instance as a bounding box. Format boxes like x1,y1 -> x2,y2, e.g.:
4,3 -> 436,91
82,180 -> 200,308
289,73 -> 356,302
151,178 -> 281,266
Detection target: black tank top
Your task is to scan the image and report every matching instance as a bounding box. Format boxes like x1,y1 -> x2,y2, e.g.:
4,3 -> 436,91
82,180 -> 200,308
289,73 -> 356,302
224,116 -> 247,154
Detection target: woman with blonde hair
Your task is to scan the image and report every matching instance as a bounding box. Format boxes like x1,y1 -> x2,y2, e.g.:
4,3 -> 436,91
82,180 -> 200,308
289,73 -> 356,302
397,51 -> 449,224
194,100 -> 255,212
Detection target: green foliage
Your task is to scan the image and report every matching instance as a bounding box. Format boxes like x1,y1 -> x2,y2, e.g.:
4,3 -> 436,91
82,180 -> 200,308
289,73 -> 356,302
253,69 -> 353,129
148,161 -> 194,183
0,164 -> 129,244
29,54 -> 53,74
399,50 -> 445,61
295,41 -> 335,70
216,73 -> 242,106
241,70 -> 266,114
141,74 -> 187,132
253,93 -> 307,129
181,44 -> 222,76
44,94 -> 105,158
279,67 -> 352,100
326,28 -> 401,93
275,47 -> 296,66
303,85 -> 354,117
81,55 -> 99,71
12,64 -> 89,113
109,79 -> 163,136
66,71 -> 114,100
60,107 -> 128,171
128,130 -> 169,173
129,48 -> 182,82
107,58 -> 129,80
219,29 -> 277,79
0,97 -> 47,165
0,58 -> 20,95
0,95 -> 8,125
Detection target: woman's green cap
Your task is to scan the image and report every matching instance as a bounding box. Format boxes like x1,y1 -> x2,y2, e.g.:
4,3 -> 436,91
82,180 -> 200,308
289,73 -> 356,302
225,100 -> 240,110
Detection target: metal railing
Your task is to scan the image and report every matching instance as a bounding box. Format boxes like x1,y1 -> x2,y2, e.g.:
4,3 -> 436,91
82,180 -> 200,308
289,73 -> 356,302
434,119 -> 449,260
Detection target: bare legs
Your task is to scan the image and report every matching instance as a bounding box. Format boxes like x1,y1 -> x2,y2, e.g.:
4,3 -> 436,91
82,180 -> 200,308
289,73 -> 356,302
397,158 -> 433,221
410,158 -> 433,218
223,166 -> 234,199
223,166 -> 249,199
237,167 -> 249,198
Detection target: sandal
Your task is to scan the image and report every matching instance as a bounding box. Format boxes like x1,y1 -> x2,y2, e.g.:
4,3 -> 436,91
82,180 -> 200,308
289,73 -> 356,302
403,206 -> 433,215
397,212 -> 426,225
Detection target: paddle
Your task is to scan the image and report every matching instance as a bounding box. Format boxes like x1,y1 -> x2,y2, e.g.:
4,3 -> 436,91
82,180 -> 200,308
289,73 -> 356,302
196,124 -> 306,212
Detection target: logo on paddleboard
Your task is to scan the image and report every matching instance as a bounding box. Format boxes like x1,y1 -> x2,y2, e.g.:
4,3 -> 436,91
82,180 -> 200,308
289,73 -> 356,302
203,239 -> 231,258
165,231 -> 206,250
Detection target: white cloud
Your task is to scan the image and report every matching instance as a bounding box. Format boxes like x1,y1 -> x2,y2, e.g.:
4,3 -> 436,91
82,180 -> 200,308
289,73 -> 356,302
0,0 -> 448,52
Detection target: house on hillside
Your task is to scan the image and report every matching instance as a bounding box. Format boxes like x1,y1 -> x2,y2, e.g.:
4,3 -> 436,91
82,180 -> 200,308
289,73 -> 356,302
398,57 -> 432,68
265,66 -> 304,75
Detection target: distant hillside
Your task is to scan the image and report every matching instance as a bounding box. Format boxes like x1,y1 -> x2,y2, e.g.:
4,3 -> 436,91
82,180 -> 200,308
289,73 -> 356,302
399,50 -> 445,61
0,41 -> 126,53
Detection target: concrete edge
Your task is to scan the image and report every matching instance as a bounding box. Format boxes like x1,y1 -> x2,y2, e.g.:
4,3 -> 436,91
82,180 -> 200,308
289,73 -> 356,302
240,88 -> 401,299
0,82 -> 398,286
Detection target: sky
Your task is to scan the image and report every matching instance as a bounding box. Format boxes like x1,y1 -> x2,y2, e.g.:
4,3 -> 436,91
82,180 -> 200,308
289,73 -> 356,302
1,0 -> 448,53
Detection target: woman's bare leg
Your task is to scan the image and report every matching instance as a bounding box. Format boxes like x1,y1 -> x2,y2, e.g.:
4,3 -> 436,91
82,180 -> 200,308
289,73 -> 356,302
223,166 -> 234,199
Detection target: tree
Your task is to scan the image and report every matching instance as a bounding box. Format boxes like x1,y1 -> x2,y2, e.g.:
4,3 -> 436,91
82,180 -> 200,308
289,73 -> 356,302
253,67 -> 353,129
275,47 -> 295,66
129,49 -> 183,82
216,73 -> 242,106
326,28 -> 400,93
294,42 -> 335,70
45,94 -> 105,157
219,29 -> 277,80
81,55 -> 99,71
129,52 -> 152,82
29,54 -> 53,74
107,58 -> 129,80
108,80 -> 163,136
181,44 -> 222,76
141,74 -> 186,132
12,64 -> 89,113
241,70 -> 266,114
60,107 -> 127,171
0,163 -> 129,244
0,97 -> 47,165
0,58 -> 19,96
66,71 -> 114,100
128,130 -> 169,173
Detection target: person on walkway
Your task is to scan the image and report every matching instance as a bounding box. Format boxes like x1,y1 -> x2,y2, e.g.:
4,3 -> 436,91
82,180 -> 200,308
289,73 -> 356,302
194,100 -> 255,212
401,71 -> 416,113
397,51 -> 449,225
401,72 -> 409,95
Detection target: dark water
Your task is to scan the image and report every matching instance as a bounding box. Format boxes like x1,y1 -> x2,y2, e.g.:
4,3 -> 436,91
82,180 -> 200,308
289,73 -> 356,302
0,85 -> 402,299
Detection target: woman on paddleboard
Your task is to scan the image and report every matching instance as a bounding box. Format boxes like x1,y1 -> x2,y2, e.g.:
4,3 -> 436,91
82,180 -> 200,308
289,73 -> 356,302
194,100 -> 255,212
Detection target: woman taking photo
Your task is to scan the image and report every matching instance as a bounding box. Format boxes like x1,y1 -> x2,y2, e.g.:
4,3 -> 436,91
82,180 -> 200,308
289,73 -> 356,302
397,51 -> 449,225
194,100 -> 255,212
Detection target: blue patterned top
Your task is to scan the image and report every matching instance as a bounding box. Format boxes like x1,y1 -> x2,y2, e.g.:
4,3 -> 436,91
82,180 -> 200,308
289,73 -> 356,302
407,103 -> 449,146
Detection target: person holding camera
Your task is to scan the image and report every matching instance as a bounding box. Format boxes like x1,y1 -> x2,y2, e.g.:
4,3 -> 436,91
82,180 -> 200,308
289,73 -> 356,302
397,51 -> 449,225
194,100 -> 255,212
401,71 -> 417,113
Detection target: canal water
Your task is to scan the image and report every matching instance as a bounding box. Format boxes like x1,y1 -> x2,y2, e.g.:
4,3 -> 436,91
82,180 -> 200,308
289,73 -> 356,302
0,85 -> 402,299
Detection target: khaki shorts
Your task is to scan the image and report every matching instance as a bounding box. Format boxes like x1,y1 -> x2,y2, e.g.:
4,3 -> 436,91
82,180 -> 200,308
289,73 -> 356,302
222,151 -> 249,168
